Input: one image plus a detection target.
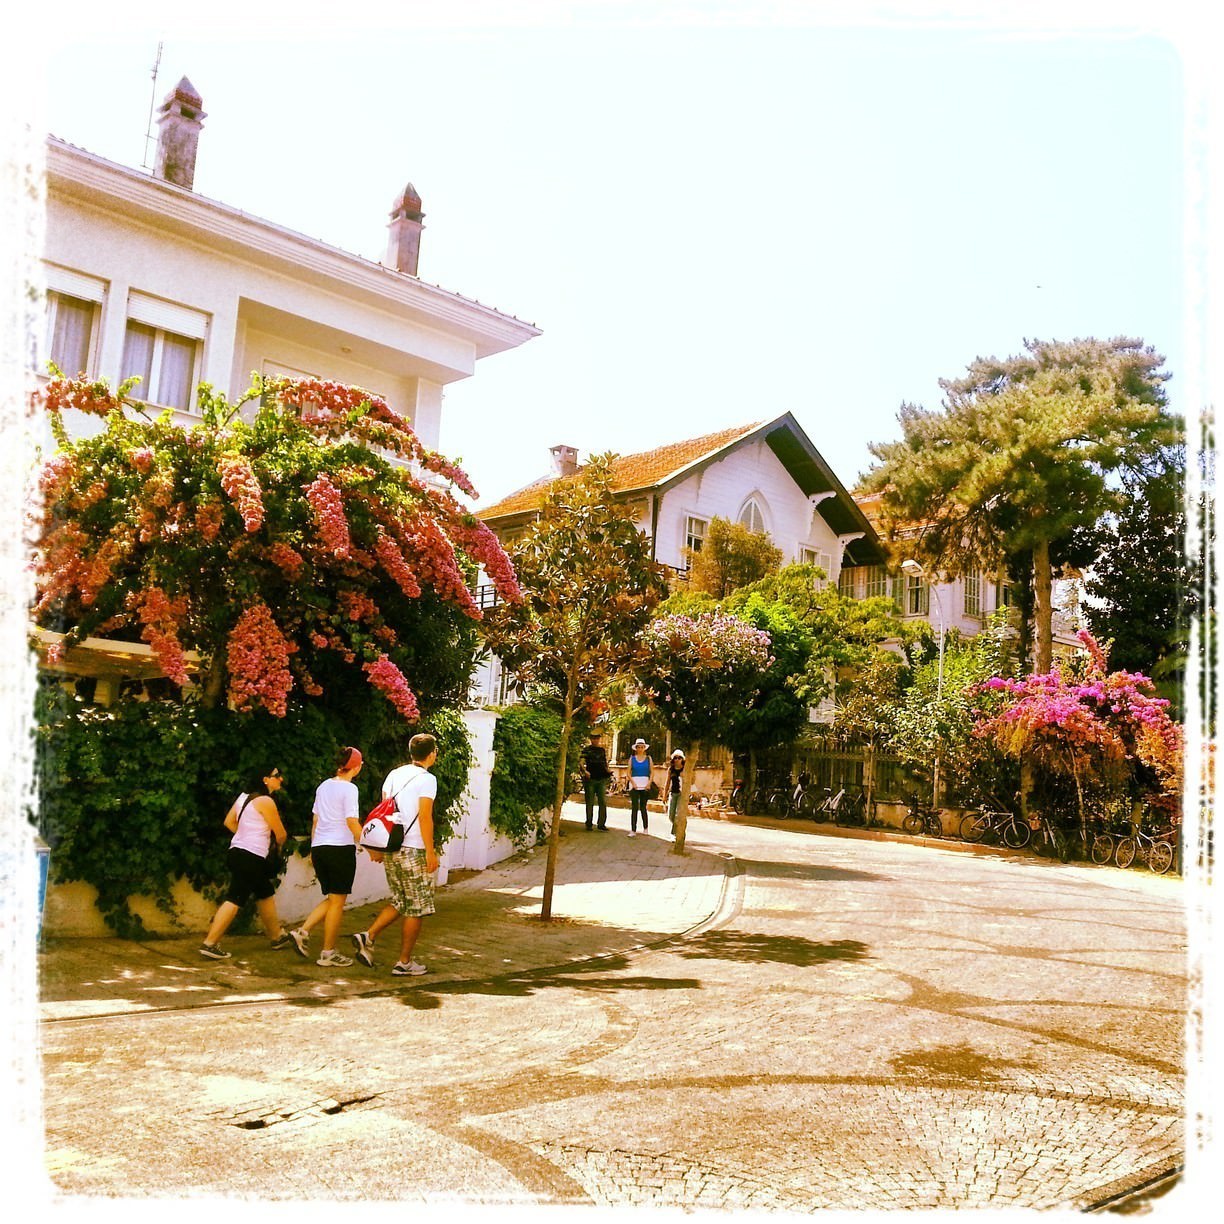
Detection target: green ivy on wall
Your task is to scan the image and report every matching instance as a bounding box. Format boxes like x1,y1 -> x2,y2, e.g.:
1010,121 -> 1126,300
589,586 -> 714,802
489,703 -> 584,846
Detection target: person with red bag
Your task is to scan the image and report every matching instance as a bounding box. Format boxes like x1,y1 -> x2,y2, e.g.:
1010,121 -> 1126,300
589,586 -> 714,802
349,734 -> 439,977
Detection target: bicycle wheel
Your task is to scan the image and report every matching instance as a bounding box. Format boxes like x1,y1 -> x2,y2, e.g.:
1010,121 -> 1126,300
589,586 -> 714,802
925,815 -> 943,839
730,788 -> 746,814
809,797 -> 830,824
1002,819 -> 1031,849
902,812 -> 923,835
1090,833 -> 1114,865
1148,841 -> 1175,875
960,812 -> 988,842
1114,837 -> 1137,869
767,790 -> 789,818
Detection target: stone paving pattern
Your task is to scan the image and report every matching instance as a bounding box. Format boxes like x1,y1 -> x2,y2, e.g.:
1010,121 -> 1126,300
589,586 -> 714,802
34,803 -> 1196,1212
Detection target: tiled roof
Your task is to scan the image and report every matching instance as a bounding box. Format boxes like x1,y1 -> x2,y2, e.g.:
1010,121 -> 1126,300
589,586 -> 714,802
477,422 -> 764,520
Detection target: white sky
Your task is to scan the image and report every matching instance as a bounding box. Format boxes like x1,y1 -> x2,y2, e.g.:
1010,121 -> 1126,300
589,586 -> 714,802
18,0 -> 1210,509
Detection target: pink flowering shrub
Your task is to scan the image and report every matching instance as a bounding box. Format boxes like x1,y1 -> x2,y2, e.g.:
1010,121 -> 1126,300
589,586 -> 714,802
218,455 -> 265,533
226,601 -> 295,717
974,630 -> 1183,817
304,475 -> 351,557
30,373 -> 517,721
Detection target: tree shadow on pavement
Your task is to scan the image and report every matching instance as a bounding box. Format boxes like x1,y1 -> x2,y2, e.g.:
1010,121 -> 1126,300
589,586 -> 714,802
673,930 -> 870,967
735,857 -> 888,883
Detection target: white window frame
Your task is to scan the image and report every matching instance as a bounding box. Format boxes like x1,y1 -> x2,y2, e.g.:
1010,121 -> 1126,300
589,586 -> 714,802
838,566 -> 859,598
799,547 -> 834,586
964,570 -> 982,617
684,515 -> 708,556
904,574 -> 930,617
864,564 -> 891,601
122,292 -> 208,413
43,265 -> 107,380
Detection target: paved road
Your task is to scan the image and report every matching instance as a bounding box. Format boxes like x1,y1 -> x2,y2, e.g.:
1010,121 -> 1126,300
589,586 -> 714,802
36,812 -> 1189,1211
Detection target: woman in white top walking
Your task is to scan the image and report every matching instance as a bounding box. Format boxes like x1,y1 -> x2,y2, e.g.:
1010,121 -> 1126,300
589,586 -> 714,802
287,746 -> 365,967
200,767 -> 291,960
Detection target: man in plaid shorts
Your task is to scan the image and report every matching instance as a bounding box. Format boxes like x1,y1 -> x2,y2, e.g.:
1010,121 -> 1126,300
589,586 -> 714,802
351,734 -> 439,976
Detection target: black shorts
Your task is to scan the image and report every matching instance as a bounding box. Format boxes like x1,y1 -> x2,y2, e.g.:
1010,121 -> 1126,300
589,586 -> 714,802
224,846 -> 277,906
311,844 -> 357,896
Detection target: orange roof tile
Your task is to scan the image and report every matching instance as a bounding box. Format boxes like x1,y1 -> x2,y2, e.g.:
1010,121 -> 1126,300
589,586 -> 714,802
477,422 -> 764,521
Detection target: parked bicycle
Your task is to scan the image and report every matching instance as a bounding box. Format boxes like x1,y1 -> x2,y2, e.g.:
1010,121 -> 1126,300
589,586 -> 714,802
803,786 -> 845,823
834,786 -> 873,829
1114,822 -> 1176,874
902,794 -> 942,838
958,804 -> 1030,849
1028,812 -> 1071,862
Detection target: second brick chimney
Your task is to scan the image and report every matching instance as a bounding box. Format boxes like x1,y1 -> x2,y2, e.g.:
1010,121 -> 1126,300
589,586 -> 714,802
386,183 -> 425,275
154,77 -> 206,190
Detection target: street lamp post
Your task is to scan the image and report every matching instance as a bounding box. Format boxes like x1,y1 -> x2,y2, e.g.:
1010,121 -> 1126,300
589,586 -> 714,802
902,559 -> 944,808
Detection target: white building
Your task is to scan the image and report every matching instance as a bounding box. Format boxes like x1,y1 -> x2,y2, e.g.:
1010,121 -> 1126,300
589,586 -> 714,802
40,77 -> 539,448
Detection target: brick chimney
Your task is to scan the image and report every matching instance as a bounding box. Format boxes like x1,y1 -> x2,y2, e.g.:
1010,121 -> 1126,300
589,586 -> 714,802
550,445 -> 579,476
154,77 -> 206,190
386,183 -> 425,275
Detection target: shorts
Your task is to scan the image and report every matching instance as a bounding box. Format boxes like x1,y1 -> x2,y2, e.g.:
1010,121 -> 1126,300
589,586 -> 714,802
224,846 -> 277,906
311,843 -> 356,896
383,848 -> 435,918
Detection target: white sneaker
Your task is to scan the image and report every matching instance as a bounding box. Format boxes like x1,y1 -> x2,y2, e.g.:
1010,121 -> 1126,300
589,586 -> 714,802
316,949 -> 353,967
628,831 -> 636,838
391,960 -> 427,976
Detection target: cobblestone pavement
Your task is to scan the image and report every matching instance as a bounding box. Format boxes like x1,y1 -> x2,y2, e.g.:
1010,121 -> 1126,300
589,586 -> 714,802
29,806 -> 1198,1213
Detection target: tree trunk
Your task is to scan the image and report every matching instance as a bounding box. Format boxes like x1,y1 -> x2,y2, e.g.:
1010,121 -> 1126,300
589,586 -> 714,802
747,747 -> 759,811
541,677 -> 578,922
1032,537 -> 1054,675
672,740 -> 699,855
202,654 -> 226,709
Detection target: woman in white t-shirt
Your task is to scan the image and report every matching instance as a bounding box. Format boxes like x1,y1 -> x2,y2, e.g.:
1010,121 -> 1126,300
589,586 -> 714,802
287,746 -> 364,968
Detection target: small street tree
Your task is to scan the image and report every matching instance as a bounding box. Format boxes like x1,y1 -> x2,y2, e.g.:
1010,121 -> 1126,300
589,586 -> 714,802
484,454 -> 669,919
639,611 -> 773,853
830,651 -> 910,815
861,337 -> 1180,674
684,516 -> 783,598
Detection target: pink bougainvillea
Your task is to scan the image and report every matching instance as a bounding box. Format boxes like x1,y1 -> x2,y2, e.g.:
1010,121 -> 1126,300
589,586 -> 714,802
304,475 -> 351,558
218,455 -> 265,533
130,586 -> 191,688
363,654 -> 420,721
226,601 -> 295,717
31,372 -> 517,720
974,630 -> 1183,813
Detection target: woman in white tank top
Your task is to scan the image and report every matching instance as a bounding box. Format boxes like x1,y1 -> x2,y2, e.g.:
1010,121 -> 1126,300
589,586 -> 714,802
199,767 -> 292,960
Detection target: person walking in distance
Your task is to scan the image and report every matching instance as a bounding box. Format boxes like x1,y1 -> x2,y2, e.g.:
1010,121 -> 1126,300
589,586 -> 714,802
580,728 -> 612,830
627,738 -> 653,837
200,767 -> 293,959
350,734 -> 439,976
667,749 -> 686,838
286,746 -> 364,967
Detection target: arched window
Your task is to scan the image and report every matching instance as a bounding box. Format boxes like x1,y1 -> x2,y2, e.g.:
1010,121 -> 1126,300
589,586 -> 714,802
738,497 -> 766,534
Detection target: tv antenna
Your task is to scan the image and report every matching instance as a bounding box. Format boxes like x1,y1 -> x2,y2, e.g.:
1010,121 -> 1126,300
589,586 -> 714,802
141,41 -> 164,171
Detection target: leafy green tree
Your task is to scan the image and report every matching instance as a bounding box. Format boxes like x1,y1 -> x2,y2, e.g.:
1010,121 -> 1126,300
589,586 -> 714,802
861,337 -> 1180,674
684,516 -> 783,598
723,564 -> 916,707
1083,449 -> 1196,716
887,612 -> 1021,807
639,612 -> 773,853
484,454 -> 669,918
717,593 -> 812,771
830,651 -> 910,815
